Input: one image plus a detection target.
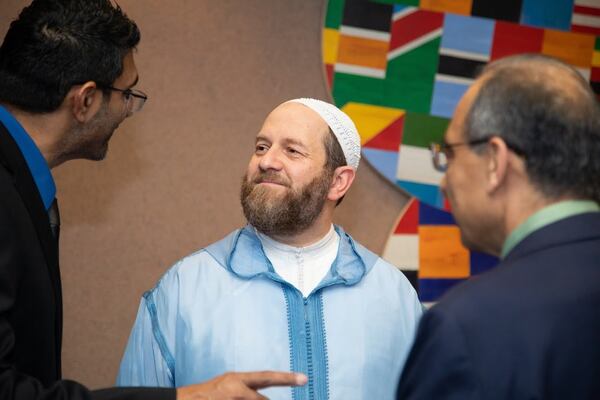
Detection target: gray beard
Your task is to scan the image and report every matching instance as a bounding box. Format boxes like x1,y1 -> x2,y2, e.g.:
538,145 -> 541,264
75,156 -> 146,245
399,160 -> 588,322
240,169 -> 332,237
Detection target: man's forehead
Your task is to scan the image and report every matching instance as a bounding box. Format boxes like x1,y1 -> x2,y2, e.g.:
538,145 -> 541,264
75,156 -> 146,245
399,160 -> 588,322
271,102 -> 327,124
259,103 -> 328,138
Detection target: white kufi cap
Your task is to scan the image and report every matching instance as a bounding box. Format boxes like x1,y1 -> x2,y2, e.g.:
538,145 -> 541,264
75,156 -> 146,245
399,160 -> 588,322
288,98 -> 361,169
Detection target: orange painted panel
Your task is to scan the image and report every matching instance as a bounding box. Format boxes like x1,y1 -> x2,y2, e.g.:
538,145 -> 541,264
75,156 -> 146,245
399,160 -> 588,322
337,34 -> 388,69
419,226 -> 470,278
419,0 -> 473,16
542,30 -> 595,68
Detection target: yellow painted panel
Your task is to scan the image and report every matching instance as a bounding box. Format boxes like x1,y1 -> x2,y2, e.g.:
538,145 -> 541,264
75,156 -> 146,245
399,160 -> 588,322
592,51 -> 600,67
342,102 -> 405,144
418,226 -> 470,278
322,28 -> 339,65
337,34 -> 389,69
542,30 -> 595,68
419,0 -> 473,15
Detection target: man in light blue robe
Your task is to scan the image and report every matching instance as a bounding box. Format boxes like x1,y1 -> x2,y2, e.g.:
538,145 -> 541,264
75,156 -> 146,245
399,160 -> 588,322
117,98 -> 422,400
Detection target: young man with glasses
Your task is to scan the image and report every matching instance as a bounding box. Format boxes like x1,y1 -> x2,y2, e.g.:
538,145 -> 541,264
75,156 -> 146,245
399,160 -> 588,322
0,1 -> 304,399
397,54 -> 600,399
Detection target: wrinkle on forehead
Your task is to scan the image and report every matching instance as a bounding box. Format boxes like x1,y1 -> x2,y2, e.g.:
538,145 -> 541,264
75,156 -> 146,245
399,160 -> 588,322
261,102 -> 329,141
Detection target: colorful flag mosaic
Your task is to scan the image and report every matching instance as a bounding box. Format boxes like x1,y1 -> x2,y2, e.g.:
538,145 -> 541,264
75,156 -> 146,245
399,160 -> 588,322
431,13 -> 494,118
382,198 -> 497,303
323,0 -> 600,301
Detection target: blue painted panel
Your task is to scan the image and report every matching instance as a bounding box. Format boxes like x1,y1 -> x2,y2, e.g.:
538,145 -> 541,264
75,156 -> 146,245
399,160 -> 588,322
521,0 -> 574,31
397,180 -> 443,208
440,13 -> 495,55
418,200 -> 455,225
363,148 -> 399,184
393,4 -> 412,13
418,278 -> 464,302
430,80 -> 469,118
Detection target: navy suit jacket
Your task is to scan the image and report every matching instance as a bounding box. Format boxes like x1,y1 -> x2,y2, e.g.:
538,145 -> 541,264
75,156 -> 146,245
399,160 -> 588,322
0,122 -> 173,399
396,212 -> 600,399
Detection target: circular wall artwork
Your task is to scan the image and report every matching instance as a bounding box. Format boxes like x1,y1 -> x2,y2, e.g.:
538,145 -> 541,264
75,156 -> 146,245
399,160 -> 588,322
323,0 -> 600,302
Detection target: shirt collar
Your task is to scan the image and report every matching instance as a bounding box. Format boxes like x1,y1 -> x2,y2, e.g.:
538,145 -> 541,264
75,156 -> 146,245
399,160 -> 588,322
255,224 -> 336,255
0,105 -> 56,210
501,200 -> 600,258
206,224 -> 370,286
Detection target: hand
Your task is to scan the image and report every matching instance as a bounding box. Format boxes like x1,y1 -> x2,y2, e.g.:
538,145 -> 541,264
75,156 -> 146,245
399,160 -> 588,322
176,371 -> 308,400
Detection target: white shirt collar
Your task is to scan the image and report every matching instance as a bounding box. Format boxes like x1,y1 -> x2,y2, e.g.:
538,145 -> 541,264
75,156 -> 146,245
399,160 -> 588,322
255,224 -> 336,255
255,225 -> 339,297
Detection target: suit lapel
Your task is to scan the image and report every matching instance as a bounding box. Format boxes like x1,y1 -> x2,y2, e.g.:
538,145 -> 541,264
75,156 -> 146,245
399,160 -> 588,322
0,122 -> 63,372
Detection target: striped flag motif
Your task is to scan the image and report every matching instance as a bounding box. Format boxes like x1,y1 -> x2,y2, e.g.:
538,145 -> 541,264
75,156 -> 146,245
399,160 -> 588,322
571,0 -> 600,35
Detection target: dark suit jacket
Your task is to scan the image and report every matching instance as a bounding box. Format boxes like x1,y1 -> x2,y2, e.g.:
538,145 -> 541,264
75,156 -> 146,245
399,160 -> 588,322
396,212 -> 600,400
0,122 -> 173,399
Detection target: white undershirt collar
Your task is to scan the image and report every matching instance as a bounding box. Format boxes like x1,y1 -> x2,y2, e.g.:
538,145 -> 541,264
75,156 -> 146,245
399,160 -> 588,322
255,225 -> 340,298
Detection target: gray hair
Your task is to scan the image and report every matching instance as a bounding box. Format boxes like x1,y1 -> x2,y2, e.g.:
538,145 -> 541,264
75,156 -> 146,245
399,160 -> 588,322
465,54 -> 600,202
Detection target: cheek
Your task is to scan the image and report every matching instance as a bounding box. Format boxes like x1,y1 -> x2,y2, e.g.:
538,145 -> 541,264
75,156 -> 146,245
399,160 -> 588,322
441,170 -> 459,202
287,174 -> 307,191
246,160 -> 262,181
440,174 -> 448,194
104,107 -> 124,128
441,171 -> 468,212
246,158 -> 258,172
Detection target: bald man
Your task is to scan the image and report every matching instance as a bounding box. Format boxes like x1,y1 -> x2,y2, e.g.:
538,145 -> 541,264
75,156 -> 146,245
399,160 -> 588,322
396,54 -> 600,399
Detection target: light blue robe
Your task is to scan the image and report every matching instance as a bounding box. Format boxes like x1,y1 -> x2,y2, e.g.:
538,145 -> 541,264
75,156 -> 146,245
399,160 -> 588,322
117,225 -> 422,399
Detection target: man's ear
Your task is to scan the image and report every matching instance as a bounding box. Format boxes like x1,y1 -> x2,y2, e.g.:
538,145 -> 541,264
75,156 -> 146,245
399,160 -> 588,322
486,136 -> 509,193
70,81 -> 102,123
327,166 -> 356,202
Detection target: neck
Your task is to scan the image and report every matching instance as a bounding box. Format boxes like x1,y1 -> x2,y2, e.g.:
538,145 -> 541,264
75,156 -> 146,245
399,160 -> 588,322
268,207 -> 335,247
499,188 -> 573,253
3,104 -> 70,169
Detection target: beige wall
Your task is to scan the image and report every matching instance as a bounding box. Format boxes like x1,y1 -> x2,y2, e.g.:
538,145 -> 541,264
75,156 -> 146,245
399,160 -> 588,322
0,0 -> 408,388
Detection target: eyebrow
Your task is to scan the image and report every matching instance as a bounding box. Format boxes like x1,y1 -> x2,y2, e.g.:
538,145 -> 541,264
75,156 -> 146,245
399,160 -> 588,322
256,135 -> 308,148
283,138 -> 308,150
255,134 -> 270,144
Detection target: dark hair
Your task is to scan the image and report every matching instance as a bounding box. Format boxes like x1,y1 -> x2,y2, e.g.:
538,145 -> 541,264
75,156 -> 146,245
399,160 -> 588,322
465,54 -> 600,203
0,0 -> 140,113
324,128 -> 348,205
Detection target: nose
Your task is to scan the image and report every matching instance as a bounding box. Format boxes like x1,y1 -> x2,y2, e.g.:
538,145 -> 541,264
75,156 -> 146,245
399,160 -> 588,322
258,147 -> 283,172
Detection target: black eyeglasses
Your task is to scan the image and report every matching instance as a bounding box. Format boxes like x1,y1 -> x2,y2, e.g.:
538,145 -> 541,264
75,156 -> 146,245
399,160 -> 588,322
430,137 -> 524,172
101,85 -> 148,114
429,139 -> 488,172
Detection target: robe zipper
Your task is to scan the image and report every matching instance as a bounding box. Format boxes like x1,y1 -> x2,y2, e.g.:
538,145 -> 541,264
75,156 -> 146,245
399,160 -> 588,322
283,285 -> 330,400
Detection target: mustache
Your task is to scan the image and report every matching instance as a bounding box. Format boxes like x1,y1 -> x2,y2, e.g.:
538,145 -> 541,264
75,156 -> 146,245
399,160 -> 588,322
251,171 -> 291,187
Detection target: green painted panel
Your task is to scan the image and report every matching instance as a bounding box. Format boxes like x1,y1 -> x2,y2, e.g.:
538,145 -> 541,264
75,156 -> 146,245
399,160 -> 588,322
333,72 -> 434,113
386,37 -> 441,113
325,0 -> 346,29
402,112 -> 449,147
